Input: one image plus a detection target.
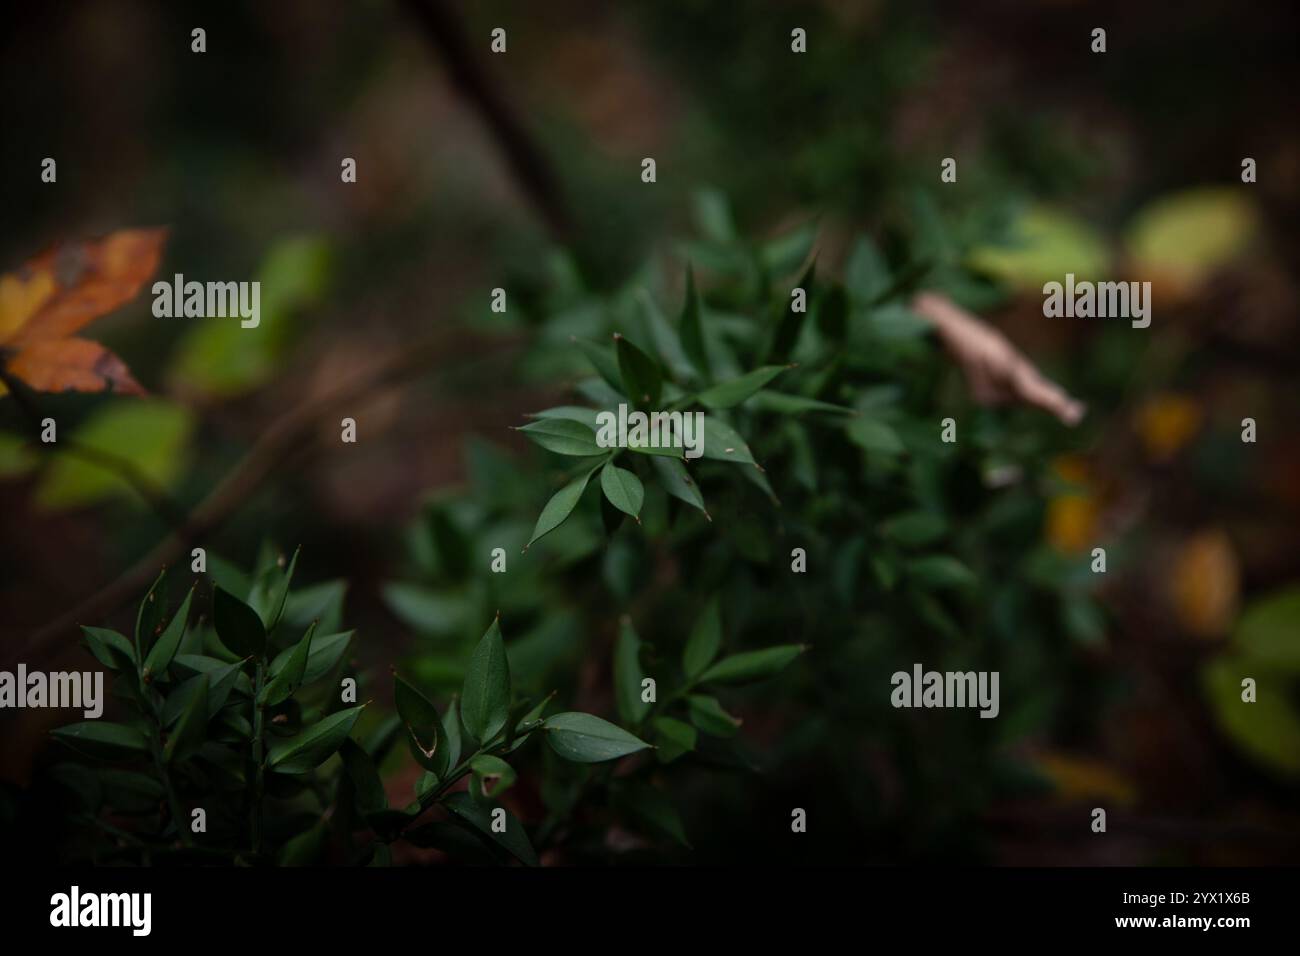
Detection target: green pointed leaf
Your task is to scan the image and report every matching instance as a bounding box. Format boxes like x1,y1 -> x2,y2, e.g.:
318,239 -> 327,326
52,721 -> 149,760
574,338 -> 625,394
526,464 -> 600,548
543,712 -> 651,763
882,511 -> 947,547
470,754 -> 517,799
636,289 -> 690,375
442,697 -> 463,769
443,792 -> 537,866
263,546 -> 300,633
906,555 -> 977,589
698,366 -> 789,409
683,598 -> 722,679
600,462 -> 644,521
700,644 -> 806,685
339,737 -> 388,815
81,626 -> 136,672
516,418 -> 603,457
686,694 -> 742,737
845,236 -> 892,302
615,333 -> 663,408
213,586 -> 267,659
748,391 -> 855,416
768,259 -> 816,362
395,673 -> 446,774
269,629 -> 353,685
847,418 -> 905,455
615,782 -> 691,848
652,716 -> 697,763
267,704 -> 366,774
529,406 -> 601,430
700,417 -> 757,466
461,619 -> 511,743
142,585 -> 194,680
505,693 -> 553,754
135,569 -> 168,660
164,676 -> 209,763
679,266 -> 710,376
651,456 -> 708,517
614,618 -> 650,724
262,622 -> 316,707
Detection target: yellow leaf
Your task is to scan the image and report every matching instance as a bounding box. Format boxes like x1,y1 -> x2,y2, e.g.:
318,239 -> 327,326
0,270 -> 56,344
1133,393 -> 1202,462
1034,752 -> 1137,806
1124,188 -> 1260,299
1170,530 -> 1240,639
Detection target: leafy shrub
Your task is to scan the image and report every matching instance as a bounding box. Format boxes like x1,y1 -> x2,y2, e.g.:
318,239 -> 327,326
53,548 -> 790,865
382,207 -> 1098,860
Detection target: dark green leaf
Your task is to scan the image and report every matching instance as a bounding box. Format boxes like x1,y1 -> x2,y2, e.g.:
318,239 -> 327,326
267,704 -> 366,774
395,673 -> 446,775
679,265 -> 710,376
213,586 -> 267,659
81,626 -> 136,672
516,418 -> 603,457
615,333 -> 663,408
443,792 -> 537,866
461,618 -> 511,744
442,697 -> 463,769
52,721 -> 149,760
686,694 -> 742,738
262,622 -> 315,707
339,737 -> 387,815
574,338 -> 625,394
700,644 -> 806,685
263,545 -> 300,633
142,585 -> 193,680
135,569 -> 168,660
615,782 -> 691,847
768,259 -> 815,362
470,754 -> 517,799
543,712 -> 651,763
700,417 -> 757,466
683,598 -> 722,680
526,464 -> 600,549
847,418 -> 905,455
698,366 -> 789,410
614,618 -> 650,724
164,676 -> 209,763
651,457 -> 708,518
600,462 -> 644,521
906,555 -> 977,589
882,511 -> 947,547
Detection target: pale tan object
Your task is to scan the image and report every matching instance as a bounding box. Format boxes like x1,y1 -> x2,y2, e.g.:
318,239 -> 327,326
911,291 -> 1086,426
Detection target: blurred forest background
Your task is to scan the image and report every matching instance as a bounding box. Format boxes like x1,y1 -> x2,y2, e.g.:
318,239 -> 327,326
1,0 -> 1298,864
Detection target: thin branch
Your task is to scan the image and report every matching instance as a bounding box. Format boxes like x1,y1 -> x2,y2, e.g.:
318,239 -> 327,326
401,0 -> 573,242
12,329 -> 523,668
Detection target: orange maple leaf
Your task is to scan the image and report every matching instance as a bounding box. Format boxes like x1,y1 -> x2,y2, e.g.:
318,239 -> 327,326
0,228 -> 168,397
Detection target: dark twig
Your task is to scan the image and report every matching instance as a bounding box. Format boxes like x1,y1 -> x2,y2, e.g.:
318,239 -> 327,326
12,329 -> 523,668
401,0 -> 573,242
